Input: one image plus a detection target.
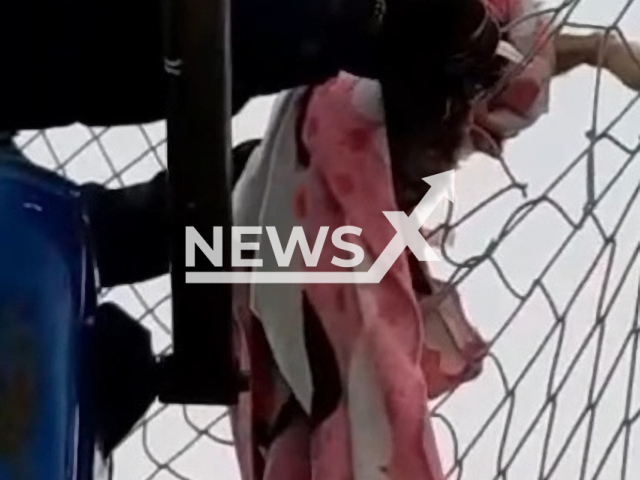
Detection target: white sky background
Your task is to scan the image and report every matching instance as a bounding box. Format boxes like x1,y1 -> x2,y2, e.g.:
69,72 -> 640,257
15,0 -> 640,479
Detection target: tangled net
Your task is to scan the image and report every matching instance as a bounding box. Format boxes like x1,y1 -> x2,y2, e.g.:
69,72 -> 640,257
15,0 -> 640,479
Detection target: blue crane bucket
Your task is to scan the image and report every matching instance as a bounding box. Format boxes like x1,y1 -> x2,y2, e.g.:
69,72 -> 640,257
0,159 -> 103,480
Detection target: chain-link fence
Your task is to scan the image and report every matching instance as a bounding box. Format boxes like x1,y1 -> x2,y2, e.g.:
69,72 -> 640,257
13,0 -> 640,478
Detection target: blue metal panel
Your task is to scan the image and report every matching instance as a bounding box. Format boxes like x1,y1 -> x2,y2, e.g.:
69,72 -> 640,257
0,159 -> 98,480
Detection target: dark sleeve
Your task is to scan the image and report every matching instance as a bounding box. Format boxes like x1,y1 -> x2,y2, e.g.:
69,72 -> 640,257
0,0 -> 378,130
0,0 -> 166,130
83,172 -> 170,288
232,0 -> 380,104
83,139 -> 261,287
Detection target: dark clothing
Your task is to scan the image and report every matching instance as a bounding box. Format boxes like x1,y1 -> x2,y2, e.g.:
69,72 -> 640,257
84,140 -> 260,287
1,0 -> 165,130
0,0 -> 378,130
84,173 -> 170,287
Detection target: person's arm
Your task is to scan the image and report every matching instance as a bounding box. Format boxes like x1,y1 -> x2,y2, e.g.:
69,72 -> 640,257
554,33 -> 601,76
554,32 -> 640,91
82,139 -> 263,288
83,172 -> 170,288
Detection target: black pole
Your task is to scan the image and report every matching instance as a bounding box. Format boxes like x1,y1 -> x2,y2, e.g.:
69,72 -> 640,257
160,0 -> 240,405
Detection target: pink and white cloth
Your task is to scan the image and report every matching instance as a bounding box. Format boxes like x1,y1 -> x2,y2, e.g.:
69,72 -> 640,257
472,0 -> 556,157
231,2 -> 556,480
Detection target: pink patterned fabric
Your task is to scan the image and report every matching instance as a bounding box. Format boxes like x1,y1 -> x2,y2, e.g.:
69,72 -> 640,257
472,0 -> 556,157
231,2 -> 555,479
232,74 -> 487,480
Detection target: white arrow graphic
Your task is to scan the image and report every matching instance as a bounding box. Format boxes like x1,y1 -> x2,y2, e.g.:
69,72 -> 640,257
186,170 -> 455,284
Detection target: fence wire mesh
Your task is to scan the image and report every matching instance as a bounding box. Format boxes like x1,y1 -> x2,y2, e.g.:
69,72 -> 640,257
13,0 -> 640,479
